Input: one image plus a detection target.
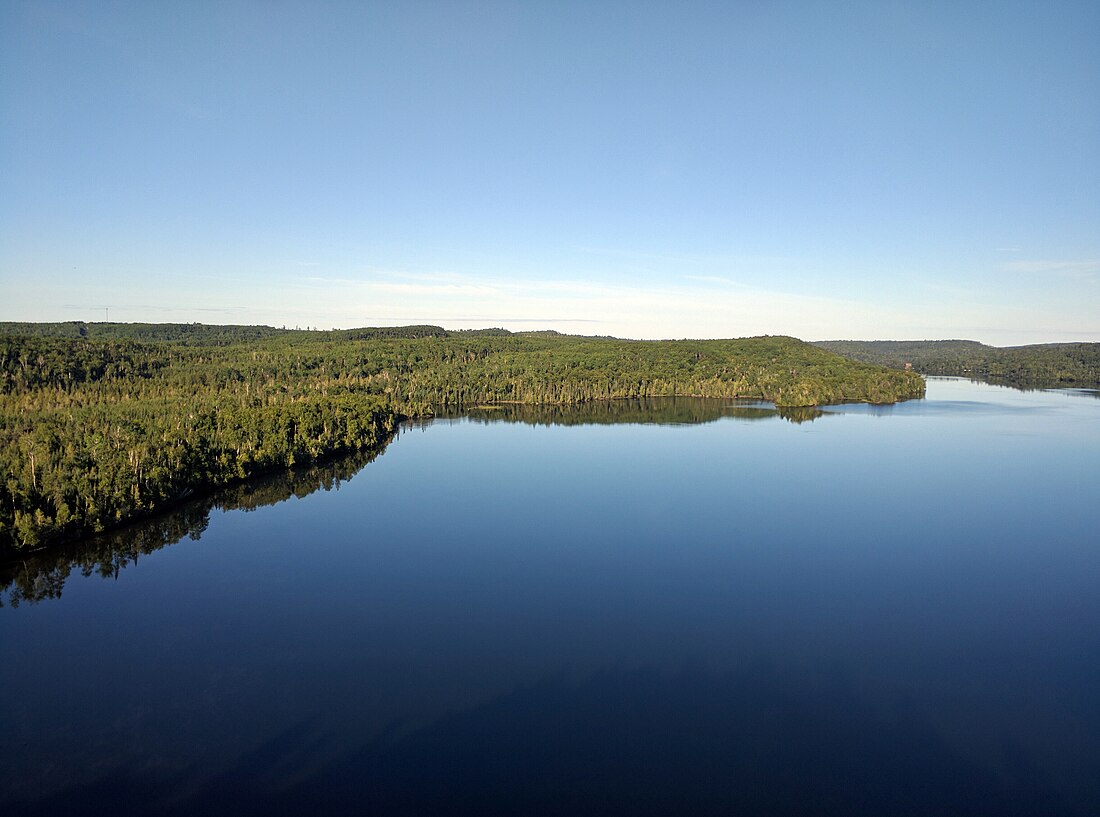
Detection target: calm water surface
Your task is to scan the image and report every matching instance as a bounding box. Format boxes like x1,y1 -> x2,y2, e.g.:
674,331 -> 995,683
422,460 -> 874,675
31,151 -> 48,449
2,378 -> 1098,815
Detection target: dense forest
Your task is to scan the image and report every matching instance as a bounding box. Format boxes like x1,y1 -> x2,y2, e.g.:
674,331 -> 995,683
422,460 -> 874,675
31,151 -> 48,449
1,322 -> 923,552
2,397 -> 828,607
1,445 -> 386,607
814,339 -> 1100,389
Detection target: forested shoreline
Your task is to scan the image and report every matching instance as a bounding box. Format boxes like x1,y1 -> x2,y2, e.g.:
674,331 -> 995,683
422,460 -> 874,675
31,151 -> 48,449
0,397 -> 813,606
1,445 -> 388,607
814,339 -> 1100,389
2,322 -> 924,552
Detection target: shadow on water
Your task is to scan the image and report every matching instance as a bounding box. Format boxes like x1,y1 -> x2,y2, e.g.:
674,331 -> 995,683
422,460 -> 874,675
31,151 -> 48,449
6,662 -> 1074,817
1,399 -> 821,608
442,396 -> 825,427
0,442 -> 394,608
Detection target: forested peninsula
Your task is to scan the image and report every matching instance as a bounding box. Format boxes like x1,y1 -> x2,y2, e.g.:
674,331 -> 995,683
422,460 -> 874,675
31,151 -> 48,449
0,398 -> 809,606
814,339 -> 1100,390
2,322 -> 923,552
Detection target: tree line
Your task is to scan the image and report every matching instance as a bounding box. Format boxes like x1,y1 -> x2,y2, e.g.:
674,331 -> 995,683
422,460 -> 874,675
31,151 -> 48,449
2,322 -> 924,552
814,339 -> 1100,390
0,444 -> 387,607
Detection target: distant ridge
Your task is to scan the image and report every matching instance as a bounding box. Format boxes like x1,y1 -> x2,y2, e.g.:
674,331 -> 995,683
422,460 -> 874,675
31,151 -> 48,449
0,321 -> 510,344
814,339 -> 1100,389
2,322 -> 924,551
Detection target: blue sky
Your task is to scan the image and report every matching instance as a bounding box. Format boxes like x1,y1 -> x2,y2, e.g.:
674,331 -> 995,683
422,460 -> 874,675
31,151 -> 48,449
2,1 -> 1098,344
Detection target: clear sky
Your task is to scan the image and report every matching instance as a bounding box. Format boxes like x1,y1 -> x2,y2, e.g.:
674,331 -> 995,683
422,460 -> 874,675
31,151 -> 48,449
2,1 -> 1098,344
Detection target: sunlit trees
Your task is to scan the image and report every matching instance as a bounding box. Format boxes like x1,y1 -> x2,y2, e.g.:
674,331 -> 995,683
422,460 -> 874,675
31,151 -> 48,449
0,323 -> 924,550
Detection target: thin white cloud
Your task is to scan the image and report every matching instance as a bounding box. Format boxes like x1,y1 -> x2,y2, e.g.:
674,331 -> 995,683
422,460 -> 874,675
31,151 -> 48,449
569,245 -> 798,268
349,274 -> 911,340
401,316 -> 602,325
11,261 -> 1098,345
304,275 -> 370,286
366,282 -> 502,297
1003,259 -> 1100,279
682,274 -> 753,289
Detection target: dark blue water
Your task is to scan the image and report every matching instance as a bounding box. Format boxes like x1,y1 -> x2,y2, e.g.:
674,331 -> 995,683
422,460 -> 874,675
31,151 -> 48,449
2,378 -> 1098,815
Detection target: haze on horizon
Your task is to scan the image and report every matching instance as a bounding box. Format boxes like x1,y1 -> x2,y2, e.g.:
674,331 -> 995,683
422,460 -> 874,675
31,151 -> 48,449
1,1 -> 1097,347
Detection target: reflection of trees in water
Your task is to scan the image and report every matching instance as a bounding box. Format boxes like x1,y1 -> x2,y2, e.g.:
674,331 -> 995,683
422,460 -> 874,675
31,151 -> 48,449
775,405 -> 824,423
1,398 -> 828,607
0,442 -> 393,608
450,396 -> 824,427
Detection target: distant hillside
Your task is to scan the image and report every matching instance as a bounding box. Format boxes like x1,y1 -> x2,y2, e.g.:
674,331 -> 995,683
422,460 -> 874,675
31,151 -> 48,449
0,321 -> 510,345
1,323 -> 924,552
814,340 -> 1100,389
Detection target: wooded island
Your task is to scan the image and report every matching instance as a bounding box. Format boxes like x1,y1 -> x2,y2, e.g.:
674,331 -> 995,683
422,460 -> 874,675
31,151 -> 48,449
2,322 -> 923,551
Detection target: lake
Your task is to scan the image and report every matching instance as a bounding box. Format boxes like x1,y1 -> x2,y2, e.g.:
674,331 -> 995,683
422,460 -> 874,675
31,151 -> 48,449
1,377 -> 1098,815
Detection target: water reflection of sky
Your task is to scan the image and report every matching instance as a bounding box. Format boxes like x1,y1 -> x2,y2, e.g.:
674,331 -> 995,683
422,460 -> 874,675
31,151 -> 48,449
1,378 -> 1098,815
822,377 -> 1100,419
